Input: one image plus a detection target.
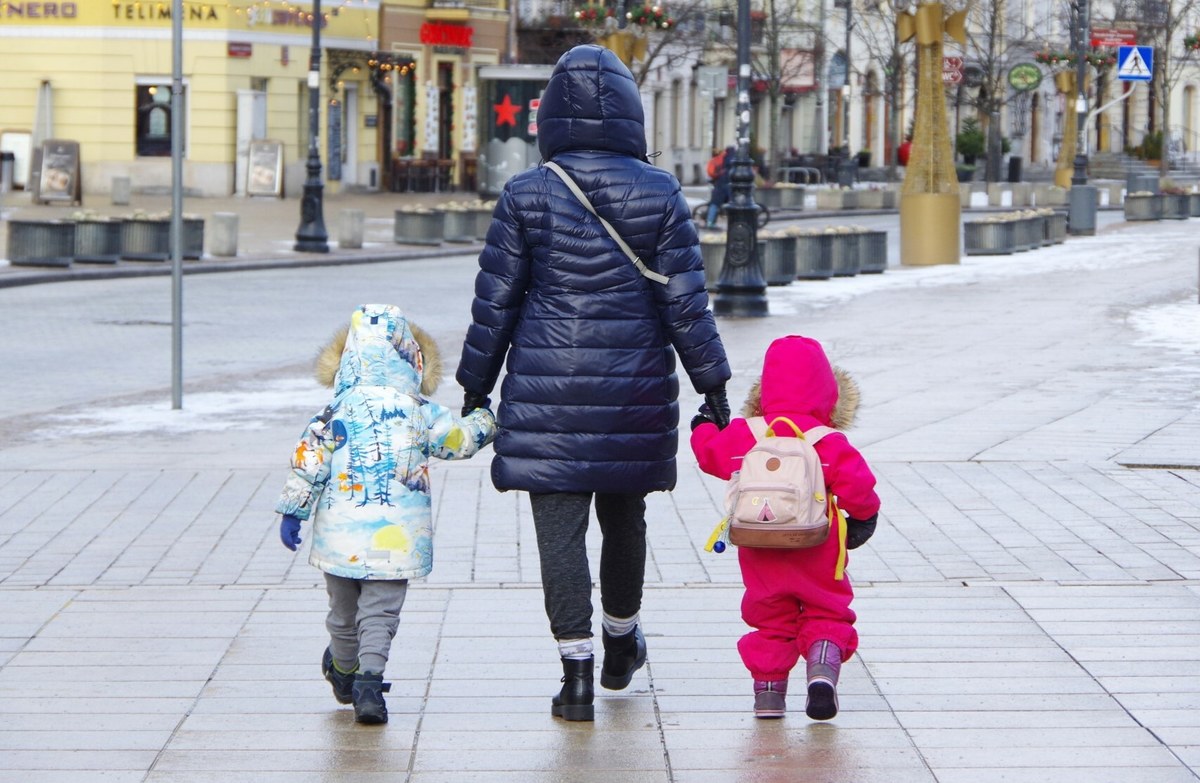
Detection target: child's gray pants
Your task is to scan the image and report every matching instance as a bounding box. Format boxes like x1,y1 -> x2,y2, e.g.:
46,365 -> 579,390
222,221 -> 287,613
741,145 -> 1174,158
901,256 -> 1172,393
324,573 -> 409,674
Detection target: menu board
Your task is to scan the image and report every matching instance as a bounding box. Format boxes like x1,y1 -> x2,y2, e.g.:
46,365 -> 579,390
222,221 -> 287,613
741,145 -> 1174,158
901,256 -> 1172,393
247,139 -> 283,197
35,139 -> 81,204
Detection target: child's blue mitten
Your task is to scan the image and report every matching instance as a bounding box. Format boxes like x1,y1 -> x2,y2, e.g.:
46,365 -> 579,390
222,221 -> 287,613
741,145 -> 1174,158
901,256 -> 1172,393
280,514 -> 303,551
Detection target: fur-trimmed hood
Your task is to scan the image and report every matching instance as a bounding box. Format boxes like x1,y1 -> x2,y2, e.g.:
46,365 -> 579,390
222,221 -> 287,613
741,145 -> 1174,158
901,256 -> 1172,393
314,304 -> 443,397
741,336 -> 860,430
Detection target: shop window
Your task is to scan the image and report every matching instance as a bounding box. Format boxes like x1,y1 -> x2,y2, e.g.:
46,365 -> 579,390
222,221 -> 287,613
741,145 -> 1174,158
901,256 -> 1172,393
135,82 -> 186,157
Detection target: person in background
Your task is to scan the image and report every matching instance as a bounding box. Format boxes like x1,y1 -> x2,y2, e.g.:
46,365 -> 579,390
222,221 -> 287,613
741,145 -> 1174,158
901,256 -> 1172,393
705,145 -> 736,228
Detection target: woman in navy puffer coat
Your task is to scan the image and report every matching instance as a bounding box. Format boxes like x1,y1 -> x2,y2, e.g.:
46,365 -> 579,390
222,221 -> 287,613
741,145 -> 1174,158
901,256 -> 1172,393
457,45 -> 731,721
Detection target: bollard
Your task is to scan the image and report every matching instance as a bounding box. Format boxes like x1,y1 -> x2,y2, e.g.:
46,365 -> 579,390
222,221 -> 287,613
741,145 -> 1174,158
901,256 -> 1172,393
209,212 -> 238,257
338,209 -> 365,249
111,176 -> 131,206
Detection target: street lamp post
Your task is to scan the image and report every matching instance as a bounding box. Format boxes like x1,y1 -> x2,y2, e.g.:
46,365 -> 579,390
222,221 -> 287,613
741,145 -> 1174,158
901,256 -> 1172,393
713,0 -> 768,317
1068,0 -> 1097,234
295,0 -> 329,253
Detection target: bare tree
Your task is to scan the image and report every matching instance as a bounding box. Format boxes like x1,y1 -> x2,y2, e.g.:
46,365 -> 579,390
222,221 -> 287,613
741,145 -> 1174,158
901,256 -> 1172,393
853,0 -> 915,178
706,0 -> 818,173
1141,0 -> 1200,174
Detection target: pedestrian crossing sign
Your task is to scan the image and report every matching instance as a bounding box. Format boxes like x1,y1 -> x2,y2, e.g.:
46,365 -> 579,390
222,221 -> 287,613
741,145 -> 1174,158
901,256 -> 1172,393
1117,45 -> 1153,81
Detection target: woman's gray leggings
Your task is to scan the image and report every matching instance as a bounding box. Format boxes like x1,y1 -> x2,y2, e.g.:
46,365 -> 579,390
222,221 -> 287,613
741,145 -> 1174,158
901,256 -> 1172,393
528,492 -> 647,641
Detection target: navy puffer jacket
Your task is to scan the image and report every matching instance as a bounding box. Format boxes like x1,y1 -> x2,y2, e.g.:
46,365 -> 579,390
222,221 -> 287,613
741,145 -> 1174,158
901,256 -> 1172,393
456,44 -> 731,495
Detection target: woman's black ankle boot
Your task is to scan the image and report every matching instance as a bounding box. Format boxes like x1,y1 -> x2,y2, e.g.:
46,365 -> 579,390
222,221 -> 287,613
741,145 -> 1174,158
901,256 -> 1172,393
600,626 -> 647,690
551,656 -> 595,721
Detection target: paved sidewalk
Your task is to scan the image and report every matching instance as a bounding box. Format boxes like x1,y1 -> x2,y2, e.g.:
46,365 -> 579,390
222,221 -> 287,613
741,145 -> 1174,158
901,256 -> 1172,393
1,203 -> 1199,782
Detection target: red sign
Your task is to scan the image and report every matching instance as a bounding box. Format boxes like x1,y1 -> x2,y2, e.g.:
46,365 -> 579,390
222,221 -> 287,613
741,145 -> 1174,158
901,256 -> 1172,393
419,22 -> 473,48
943,56 -> 964,71
228,41 -> 252,58
943,69 -> 964,84
1091,27 -> 1137,47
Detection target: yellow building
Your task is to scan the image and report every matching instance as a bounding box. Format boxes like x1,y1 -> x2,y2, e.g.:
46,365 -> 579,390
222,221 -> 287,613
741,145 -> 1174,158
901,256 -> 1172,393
0,1 -> 384,197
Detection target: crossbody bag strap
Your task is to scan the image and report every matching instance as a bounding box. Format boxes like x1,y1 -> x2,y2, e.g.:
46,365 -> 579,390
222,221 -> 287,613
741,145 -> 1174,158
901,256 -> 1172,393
543,160 -> 669,285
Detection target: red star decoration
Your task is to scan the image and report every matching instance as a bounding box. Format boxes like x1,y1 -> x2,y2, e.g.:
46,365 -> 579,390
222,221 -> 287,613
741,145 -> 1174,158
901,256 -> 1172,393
493,94 -> 519,127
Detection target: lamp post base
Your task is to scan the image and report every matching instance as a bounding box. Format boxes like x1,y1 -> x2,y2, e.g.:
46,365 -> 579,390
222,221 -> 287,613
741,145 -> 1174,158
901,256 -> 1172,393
294,180 -> 329,253
1068,185 -> 1097,236
712,203 -> 768,318
712,288 -> 769,317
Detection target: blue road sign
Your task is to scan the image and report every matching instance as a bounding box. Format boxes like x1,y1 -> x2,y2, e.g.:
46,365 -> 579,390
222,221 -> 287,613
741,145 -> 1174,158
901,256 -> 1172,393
1117,45 -> 1153,81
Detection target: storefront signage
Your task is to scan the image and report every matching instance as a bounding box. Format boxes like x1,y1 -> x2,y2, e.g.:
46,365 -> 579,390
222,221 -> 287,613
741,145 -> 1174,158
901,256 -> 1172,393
111,3 -> 218,21
1007,62 -> 1042,92
419,22 -> 472,48
228,42 -> 252,58
2,2 -> 79,18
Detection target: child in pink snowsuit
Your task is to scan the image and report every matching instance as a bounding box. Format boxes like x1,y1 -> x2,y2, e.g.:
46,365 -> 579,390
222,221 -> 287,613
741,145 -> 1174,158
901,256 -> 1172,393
690,335 -> 880,720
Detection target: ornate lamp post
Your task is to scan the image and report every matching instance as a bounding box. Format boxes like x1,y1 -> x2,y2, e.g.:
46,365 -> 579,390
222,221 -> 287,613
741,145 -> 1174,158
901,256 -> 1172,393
1068,0 -> 1097,235
713,0 -> 767,317
295,0 -> 329,253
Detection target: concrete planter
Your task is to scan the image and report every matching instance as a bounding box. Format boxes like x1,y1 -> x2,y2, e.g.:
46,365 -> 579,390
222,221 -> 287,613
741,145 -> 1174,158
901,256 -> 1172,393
963,221 -> 1015,255
7,219 -> 75,267
828,233 -> 860,276
1160,194 -> 1191,220
756,188 -> 782,209
74,218 -> 124,264
816,189 -> 852,210
442,209 -> 476,243
121,218 -> 204,261
793,234 -> 833,279
858,230 -> 888,273
1044,212 -> 1067,244
1017,216 -> 1045,251
699,240 -> 725,290
775,186 -> 804,208
1124,195 -> 1161,221
469,207 -> 493,240
394,210 -> 445,245
760,236 -> 796,285
856,190 -> 885,209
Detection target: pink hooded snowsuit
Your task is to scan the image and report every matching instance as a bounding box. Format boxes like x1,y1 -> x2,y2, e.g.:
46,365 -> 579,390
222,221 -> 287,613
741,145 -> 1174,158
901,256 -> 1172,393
691,335 -> 880,681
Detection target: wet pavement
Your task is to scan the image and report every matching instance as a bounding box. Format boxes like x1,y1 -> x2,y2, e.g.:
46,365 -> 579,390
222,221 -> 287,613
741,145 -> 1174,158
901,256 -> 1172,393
1,186 -> 1199,782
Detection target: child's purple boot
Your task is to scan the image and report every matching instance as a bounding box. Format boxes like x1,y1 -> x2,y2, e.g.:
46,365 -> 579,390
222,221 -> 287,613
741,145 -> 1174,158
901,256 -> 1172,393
753,679 -> 788,719
805,640 -> 842,721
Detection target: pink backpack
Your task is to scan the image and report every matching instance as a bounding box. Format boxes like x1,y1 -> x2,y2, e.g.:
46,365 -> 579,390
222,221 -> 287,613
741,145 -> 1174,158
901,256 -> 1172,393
725,417 -> 835,548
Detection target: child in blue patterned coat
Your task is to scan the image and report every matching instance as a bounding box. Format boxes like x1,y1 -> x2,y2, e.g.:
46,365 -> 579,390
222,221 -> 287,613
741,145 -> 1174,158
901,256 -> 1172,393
275,304 -> 495,724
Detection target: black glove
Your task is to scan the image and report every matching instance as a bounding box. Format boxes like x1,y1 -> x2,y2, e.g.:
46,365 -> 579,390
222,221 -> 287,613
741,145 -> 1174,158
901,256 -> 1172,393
845,514 -> 878,550
462,390 -> 491,417
703,387 -> 731,429
690,410 -> 716,431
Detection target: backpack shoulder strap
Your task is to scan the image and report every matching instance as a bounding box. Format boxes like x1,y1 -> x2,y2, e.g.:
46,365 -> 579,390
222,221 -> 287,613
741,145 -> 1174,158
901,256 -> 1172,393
543,160 -> 669,285
803,425 -> 837,445
746,417 -> 769,439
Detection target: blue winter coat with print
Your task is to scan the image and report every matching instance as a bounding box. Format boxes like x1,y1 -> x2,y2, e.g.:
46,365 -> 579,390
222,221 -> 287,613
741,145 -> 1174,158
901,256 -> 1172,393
277,304 -> 496,580
456,44 -> 731,495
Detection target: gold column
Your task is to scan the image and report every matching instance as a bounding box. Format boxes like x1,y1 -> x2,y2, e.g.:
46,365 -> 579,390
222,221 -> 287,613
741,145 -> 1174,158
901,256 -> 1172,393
598,31 -> 647,68
1054,70 -> 1077,189
897,3 -> 966,266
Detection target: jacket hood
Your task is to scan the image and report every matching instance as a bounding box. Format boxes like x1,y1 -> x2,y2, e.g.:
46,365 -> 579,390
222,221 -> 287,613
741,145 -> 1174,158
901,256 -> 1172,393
537,44 -> 647,161
314,304 -> 443,396
741,335 -> 860,430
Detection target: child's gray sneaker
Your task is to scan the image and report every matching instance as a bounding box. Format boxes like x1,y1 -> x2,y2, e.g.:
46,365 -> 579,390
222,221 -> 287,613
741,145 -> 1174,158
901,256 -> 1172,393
321,647 -> 356,705
352,672 -> 392,725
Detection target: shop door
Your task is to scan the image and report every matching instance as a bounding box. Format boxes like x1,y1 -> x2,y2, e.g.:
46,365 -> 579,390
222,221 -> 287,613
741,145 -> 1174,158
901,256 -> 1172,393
344,84 -> 359,186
